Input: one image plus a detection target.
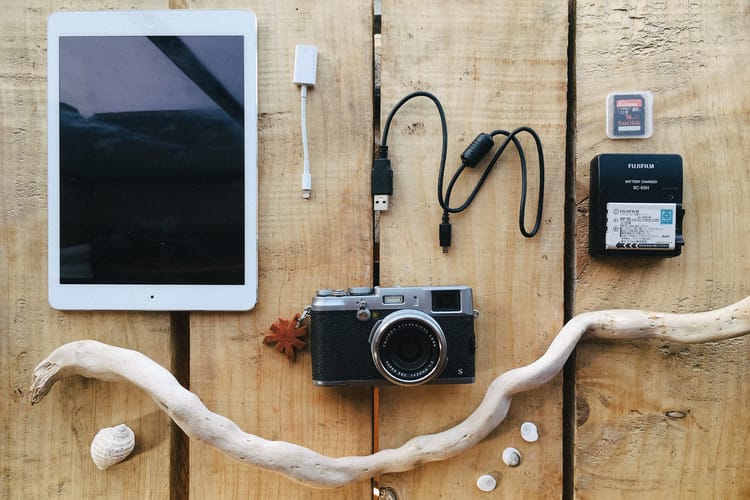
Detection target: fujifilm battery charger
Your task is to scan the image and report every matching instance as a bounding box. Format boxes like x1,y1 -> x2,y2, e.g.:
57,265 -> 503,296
589,153 -> 685,257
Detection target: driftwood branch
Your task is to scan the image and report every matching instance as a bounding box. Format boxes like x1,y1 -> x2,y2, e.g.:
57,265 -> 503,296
30,296 -> 750,488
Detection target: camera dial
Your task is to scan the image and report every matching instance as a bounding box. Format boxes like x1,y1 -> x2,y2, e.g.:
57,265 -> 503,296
369,309 -> 448,386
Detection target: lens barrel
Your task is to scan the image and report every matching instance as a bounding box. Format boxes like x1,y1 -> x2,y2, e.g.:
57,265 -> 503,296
369,309 -> 448,386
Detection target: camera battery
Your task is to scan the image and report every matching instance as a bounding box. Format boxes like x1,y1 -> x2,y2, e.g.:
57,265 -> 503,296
589,153 -> 684,257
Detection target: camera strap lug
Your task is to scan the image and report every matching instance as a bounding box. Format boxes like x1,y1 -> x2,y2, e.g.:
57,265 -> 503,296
296,305 -> 312,328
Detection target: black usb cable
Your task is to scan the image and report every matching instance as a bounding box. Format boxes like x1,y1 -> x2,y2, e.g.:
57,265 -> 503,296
372,90 -> 545,252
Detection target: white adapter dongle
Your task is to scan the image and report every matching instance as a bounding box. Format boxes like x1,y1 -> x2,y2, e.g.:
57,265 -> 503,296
294,45 -> 318,199
294,45 -> 318,86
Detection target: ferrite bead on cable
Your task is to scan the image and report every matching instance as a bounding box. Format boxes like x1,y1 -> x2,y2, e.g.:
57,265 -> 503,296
460,133 -> 494,167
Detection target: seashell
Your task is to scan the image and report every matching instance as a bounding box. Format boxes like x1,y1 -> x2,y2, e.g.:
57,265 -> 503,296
476,473 -> 498,492
502,447 -> 521,467
520,421 -> 539,442
90,424 -> 135,470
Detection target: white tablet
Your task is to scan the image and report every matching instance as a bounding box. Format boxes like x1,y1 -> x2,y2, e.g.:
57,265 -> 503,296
48,10 -> 258,310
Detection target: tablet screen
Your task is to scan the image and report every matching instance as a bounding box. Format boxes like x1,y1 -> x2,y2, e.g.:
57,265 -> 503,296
48,11 -> 257,310
59,35 -> 244,285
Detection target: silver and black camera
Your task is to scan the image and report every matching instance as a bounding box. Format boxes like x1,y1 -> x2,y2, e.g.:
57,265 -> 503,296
309,286 -> 477,386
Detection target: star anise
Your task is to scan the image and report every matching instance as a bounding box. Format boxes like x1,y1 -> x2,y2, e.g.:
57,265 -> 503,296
262,314 -> 308,361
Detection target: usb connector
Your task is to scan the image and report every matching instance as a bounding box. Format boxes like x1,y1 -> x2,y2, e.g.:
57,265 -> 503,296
439,213 -> 452,252
374,194 -> 390,211
372,151 -> 393,211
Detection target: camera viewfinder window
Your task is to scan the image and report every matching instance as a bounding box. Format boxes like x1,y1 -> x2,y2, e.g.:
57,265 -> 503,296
431,290 -> 461,312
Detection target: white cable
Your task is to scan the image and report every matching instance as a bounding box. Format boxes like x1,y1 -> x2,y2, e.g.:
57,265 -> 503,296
293,45 -> 318,199
300,85 -> 311,198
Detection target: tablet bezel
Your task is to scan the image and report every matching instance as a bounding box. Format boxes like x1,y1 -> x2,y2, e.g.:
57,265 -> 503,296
47,10 -> 258,311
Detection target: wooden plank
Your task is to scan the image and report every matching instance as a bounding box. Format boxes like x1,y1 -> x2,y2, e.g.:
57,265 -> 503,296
573,1 -> 750,498
0,1 -> 175,499
377,1 -> 568,498
187,1 -> 374,498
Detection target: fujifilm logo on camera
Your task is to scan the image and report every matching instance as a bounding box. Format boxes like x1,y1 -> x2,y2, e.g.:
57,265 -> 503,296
309,286 -> 478,387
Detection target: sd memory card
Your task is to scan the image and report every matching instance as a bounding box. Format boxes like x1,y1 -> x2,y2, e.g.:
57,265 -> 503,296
606,91 -> 653,139
613,94 -> 645,135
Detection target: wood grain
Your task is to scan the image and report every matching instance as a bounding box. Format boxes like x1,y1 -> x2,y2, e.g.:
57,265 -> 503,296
573,1 -> 750,498
186,0 -> 374,498
0,1 -> 175,499
7,1 -> 749,498
376,1 -> 568,497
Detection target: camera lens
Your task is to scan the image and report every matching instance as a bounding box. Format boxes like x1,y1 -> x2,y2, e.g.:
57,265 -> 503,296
369,310 -> 447,386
